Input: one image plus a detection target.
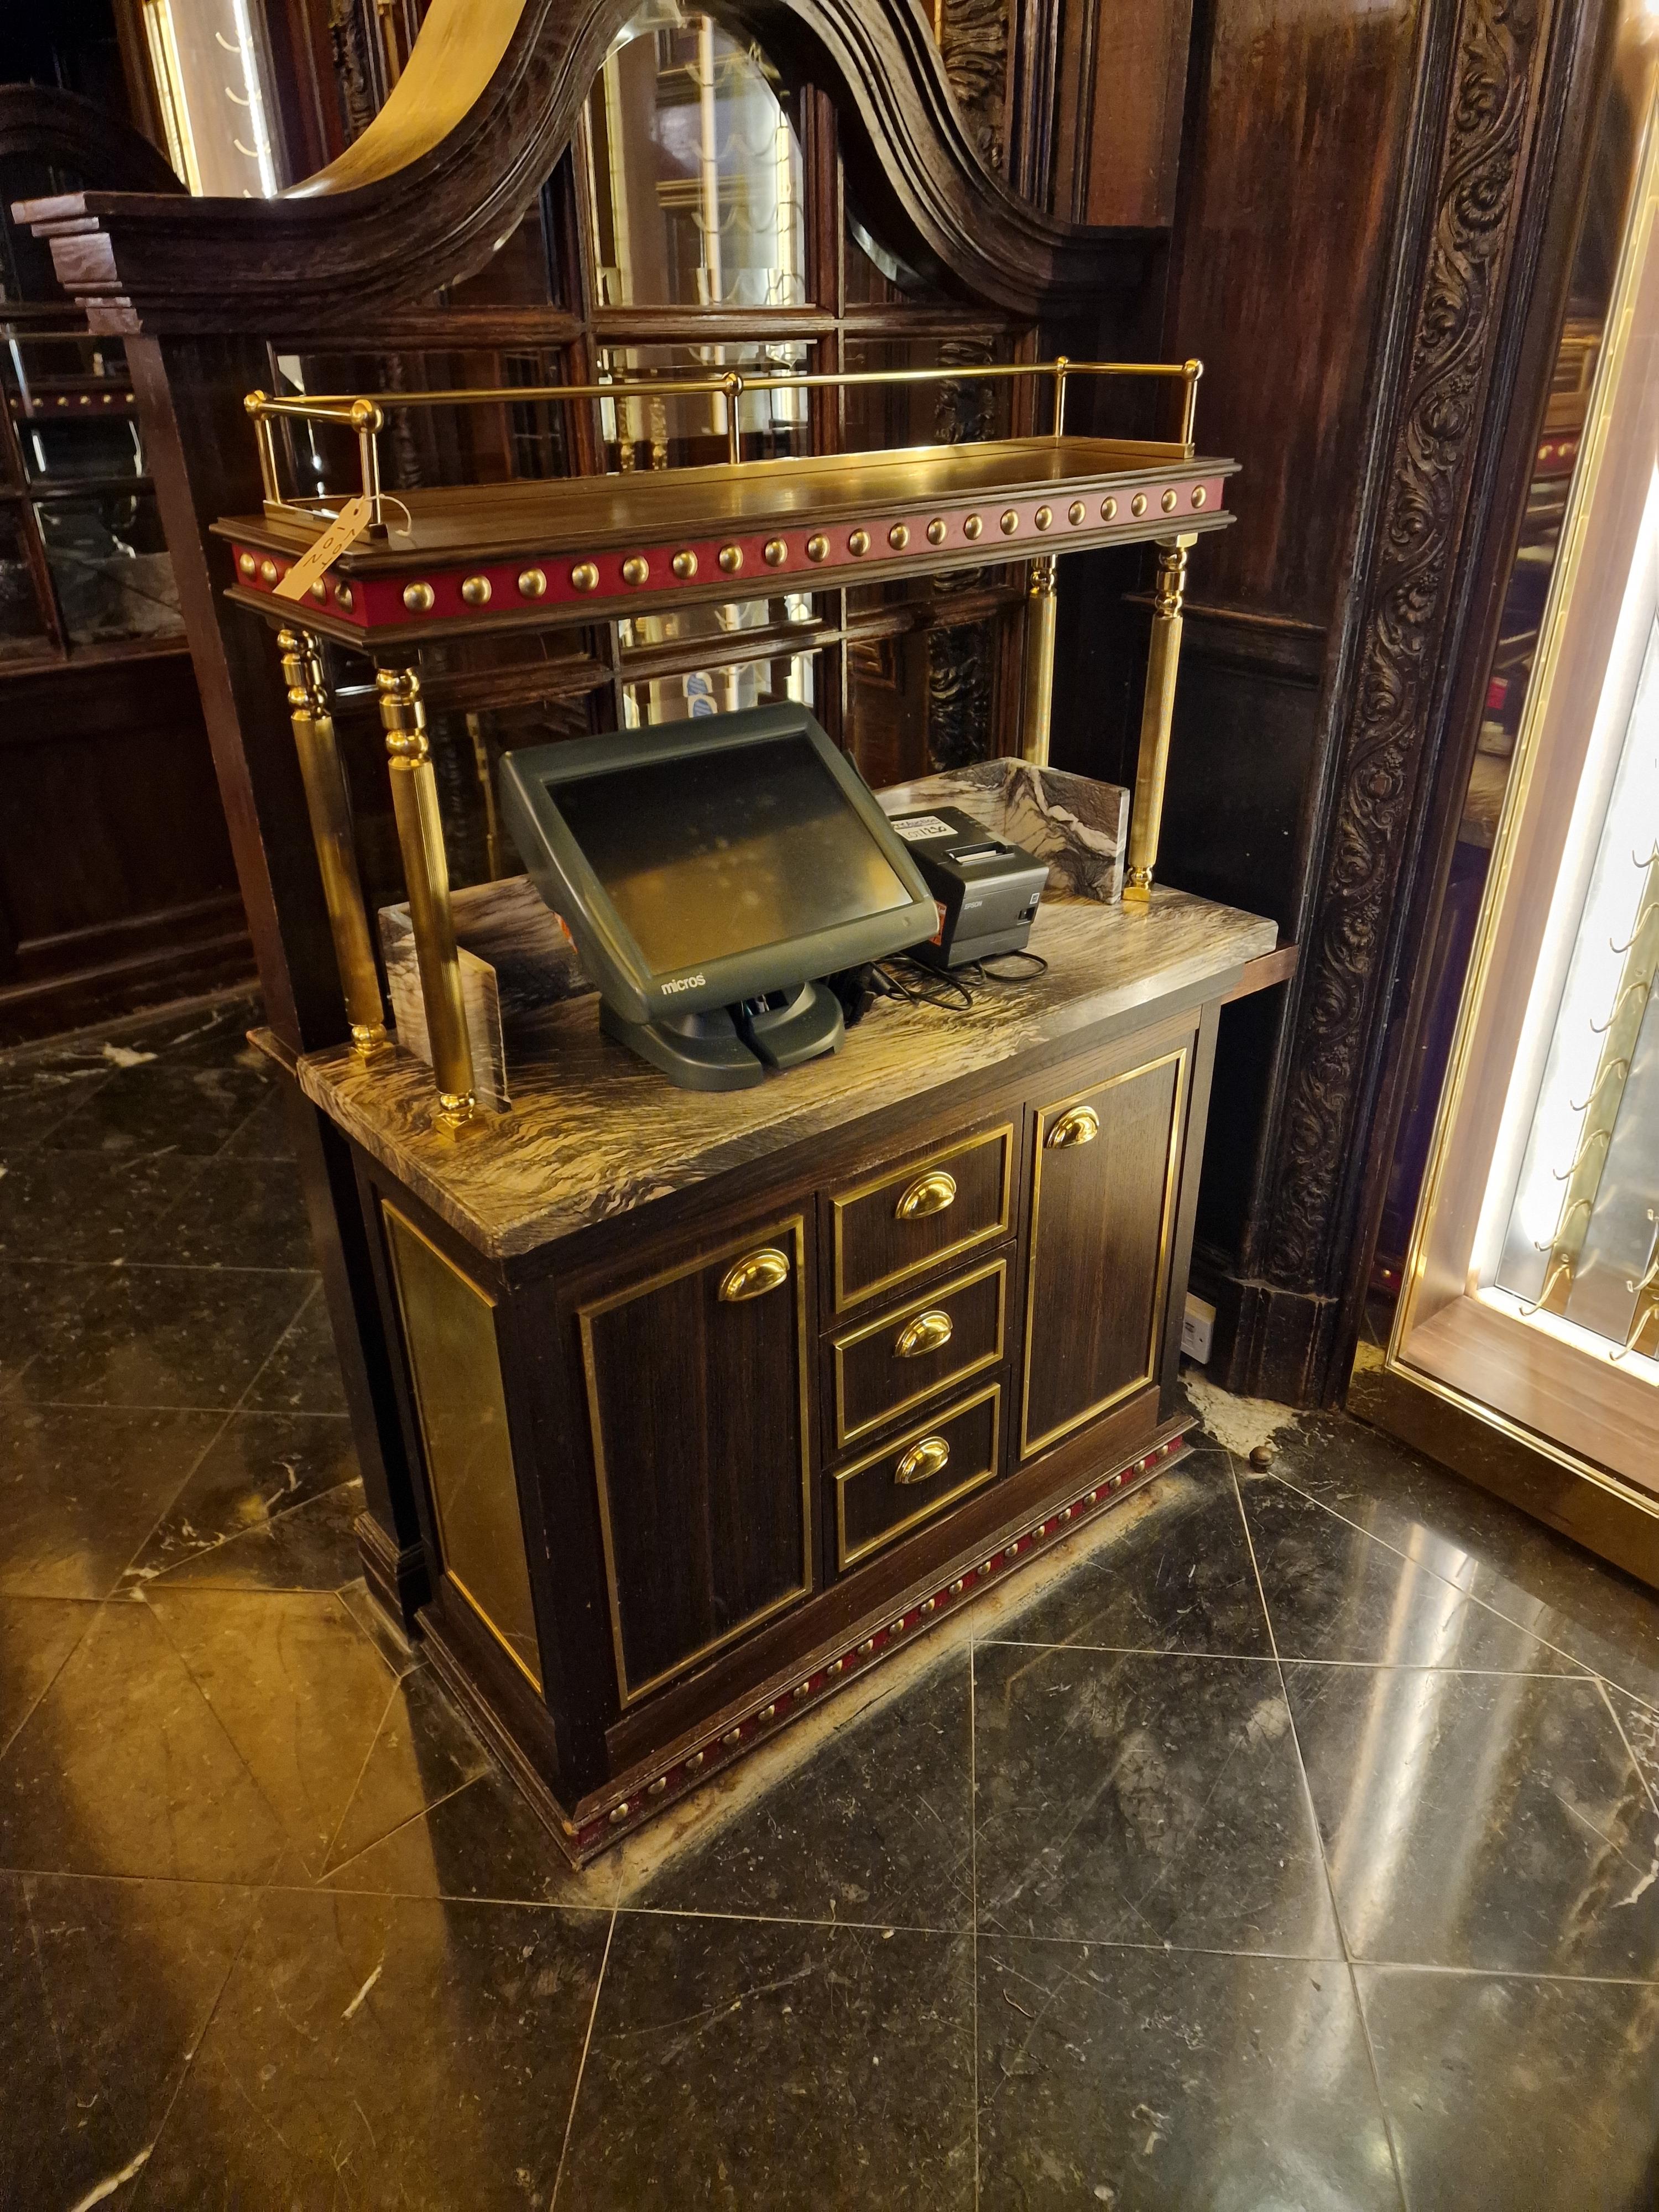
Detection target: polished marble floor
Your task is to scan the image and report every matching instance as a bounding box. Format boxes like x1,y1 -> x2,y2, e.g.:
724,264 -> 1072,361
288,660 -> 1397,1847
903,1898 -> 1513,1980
4,997 -> 1659,2208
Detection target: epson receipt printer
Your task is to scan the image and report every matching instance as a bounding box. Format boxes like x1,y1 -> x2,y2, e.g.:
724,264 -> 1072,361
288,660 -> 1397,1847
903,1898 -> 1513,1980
887,807 -> 1048,968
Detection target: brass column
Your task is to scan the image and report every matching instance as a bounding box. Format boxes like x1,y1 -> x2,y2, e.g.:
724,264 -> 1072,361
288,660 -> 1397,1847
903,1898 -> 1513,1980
277,627 -> 387,1058
375,664 -> 477,1130
1020,554 -> 1057,765
1123,533 -> 1196,903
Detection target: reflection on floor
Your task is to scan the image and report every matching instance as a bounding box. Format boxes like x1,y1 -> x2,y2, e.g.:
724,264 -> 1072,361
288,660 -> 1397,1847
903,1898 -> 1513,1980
3,995 -> 1659,2208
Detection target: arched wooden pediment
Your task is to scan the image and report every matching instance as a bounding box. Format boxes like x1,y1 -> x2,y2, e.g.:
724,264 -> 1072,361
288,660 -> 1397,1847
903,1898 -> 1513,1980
0,84 -> 184,195
26,0 -> 1154,334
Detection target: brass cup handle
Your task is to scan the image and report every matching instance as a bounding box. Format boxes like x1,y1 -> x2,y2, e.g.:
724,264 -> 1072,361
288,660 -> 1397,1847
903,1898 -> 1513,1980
895,1310 -> 953,1360
895,1169 -> 957,1220
1046,1105 -> 1100,1149
718,1247 -> 791,1303
895,1434 -> 950,1485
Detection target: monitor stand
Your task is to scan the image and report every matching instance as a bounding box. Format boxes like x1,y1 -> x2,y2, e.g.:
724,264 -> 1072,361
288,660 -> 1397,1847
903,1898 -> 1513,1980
599,1000 -> 764,1091
737,981 -> 844,1070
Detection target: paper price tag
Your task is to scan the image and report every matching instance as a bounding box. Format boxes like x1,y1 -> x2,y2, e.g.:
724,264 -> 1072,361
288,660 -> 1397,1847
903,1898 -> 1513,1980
271,495 -> 373,602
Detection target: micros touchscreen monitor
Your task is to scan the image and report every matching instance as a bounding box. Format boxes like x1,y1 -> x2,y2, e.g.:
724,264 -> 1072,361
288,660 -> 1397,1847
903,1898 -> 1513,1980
500,706 -> 937,1089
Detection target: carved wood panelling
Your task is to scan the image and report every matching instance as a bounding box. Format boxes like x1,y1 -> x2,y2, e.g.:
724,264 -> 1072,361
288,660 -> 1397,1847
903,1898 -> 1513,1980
933,0 -> 1011,174
1260,0 -> 1551,1301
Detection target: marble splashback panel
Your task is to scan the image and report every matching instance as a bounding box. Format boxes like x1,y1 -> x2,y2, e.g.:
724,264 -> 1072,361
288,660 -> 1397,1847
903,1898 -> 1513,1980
876,760 -> 1128,902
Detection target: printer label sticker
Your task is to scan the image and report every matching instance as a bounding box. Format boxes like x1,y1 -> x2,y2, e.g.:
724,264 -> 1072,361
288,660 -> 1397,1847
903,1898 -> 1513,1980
891,815 -> 957,843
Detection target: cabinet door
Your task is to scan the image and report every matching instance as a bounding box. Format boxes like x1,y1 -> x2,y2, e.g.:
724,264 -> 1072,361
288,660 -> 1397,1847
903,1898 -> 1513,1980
1021,1044 -> 1190,1458
578,1217 -> 811,1705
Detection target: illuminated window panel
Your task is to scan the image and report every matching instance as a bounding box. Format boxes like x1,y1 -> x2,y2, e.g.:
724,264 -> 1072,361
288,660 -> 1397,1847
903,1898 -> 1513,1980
139,0 -> 280,198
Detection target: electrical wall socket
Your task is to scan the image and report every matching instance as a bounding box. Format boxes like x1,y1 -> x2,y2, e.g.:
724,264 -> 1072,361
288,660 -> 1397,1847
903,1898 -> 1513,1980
1181,1293 -> 1215,1365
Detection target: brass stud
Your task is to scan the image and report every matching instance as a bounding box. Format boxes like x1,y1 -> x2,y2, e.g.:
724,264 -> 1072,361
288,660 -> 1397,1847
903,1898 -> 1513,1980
828,1657 -> 844,1676
258,559 -> 278,586
848,529 -> 870,557
461,573 -> 492,606
920,1597 -> 936,1615
403,581 -> 435,613
1084,1490 -> 1098,1506
609,1802 -> 630,1824
888,523 -> 909,550
672,549 -> 698,580
518,567 -> 547,599
926,518 -> 947,545
977,1562 -> 993,1579
963,514 -> 983,540
620,555 -> 649,587
237,551 -> 257,578
1102,497 -> 1117,521
891,1618 -> 907,1635
805,534 -> 830,562
686,1750 -> 703,1772
571,562 -> 599,593
647,1775 -> 667,1797
999,509 -> 1020,535
722,1726 -> 743,1746
1059,1506 -> 1072,1523
1192,484 -> 1208,509
309,580 -> 328,605
764,538 -> 788,567
1067,500 -> 1086,525
1035,505 -> 1053,530
950,1578 -> 965,1596
760,1703 -> 776,1721
858,1639 -> 875,1656
718,545 -> 744,575
1131,493 -> 1148,518
335,583 -> 354,612
1161,488 -> 1178,513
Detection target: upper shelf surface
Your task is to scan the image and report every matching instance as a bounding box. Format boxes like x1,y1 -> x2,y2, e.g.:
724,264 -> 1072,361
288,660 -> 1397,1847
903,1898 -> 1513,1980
216,435 -> 1238,646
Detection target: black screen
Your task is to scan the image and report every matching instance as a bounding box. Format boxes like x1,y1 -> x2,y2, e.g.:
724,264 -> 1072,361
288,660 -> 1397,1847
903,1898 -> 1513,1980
550,735 -> 912,977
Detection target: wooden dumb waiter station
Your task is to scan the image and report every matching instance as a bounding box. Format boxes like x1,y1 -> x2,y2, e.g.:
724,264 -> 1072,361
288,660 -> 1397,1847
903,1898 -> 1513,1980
207,360 -> 1275,1859
20,0 -> 1286,1860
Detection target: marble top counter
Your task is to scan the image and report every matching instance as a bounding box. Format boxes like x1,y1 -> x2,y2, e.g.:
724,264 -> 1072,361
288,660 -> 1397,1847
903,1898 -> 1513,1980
292,877 -> 1277,1265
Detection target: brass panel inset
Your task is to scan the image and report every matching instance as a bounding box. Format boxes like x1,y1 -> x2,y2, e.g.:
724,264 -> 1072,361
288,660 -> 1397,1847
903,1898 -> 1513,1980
1021,1047 -> 1190,1459
834,1384 -> 1003,1570
382,1203 -> 542,1691
830,1255 -> 1007,1449
579,1215 -> 812,1708
832,1124 -> 1015,1310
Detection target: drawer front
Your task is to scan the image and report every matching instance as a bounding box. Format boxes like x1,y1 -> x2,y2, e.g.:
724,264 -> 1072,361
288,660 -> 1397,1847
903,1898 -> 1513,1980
834,1383 -> 1002,1571
578,1216 -> 811,1707
1021,1044 -> 1190,1459
831,1256 -> 1006,1451
831,1123 -> 1014,1312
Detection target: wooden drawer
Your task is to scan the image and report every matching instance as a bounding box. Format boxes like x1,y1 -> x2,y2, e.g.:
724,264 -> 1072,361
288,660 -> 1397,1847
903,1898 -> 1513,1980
832,1382 -> 1002,1571
830,1255 -> 1006,1451
830,1122 -> 1014,1312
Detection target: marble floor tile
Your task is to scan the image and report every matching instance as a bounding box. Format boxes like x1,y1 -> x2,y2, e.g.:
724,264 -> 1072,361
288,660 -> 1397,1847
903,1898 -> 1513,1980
22,1264 -> 314,1409
984,1454 -> 1272,1656
241,1285 -> 348,1415
143,1155 -> 314,1270
1241,1473 -> 1582,1671
0,1147 -> 201,1262
627,1651 -> 972,1931
1270,1413 -> 1659,1709
0,1600 -> 288,1882
1357,1964 -> 1659,2211
323,1666 -> 494,1874
145,1588 -> 401,1880
0,1594 -> 97,1759
973,1644 -> 1341,1957
1285,1663 -> 1659,1977
2,1871 -> 258,2212
559,1913 -> 974,2210
336,1577 -> 422,1681
122,1410 -> 359,1584
43,1053 -> 271,1159
978,1938 -> 1400,2211
0,1260 -> 105,1399
0,1061 -> 112,1150
219,1082 -> 294,1160
1606,1684 -> 1659,1807
135,1886 -> 609,2210
143,1477 -> 367,1594
323,1761 -> 621,1911
0,1402 -> 223,1600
